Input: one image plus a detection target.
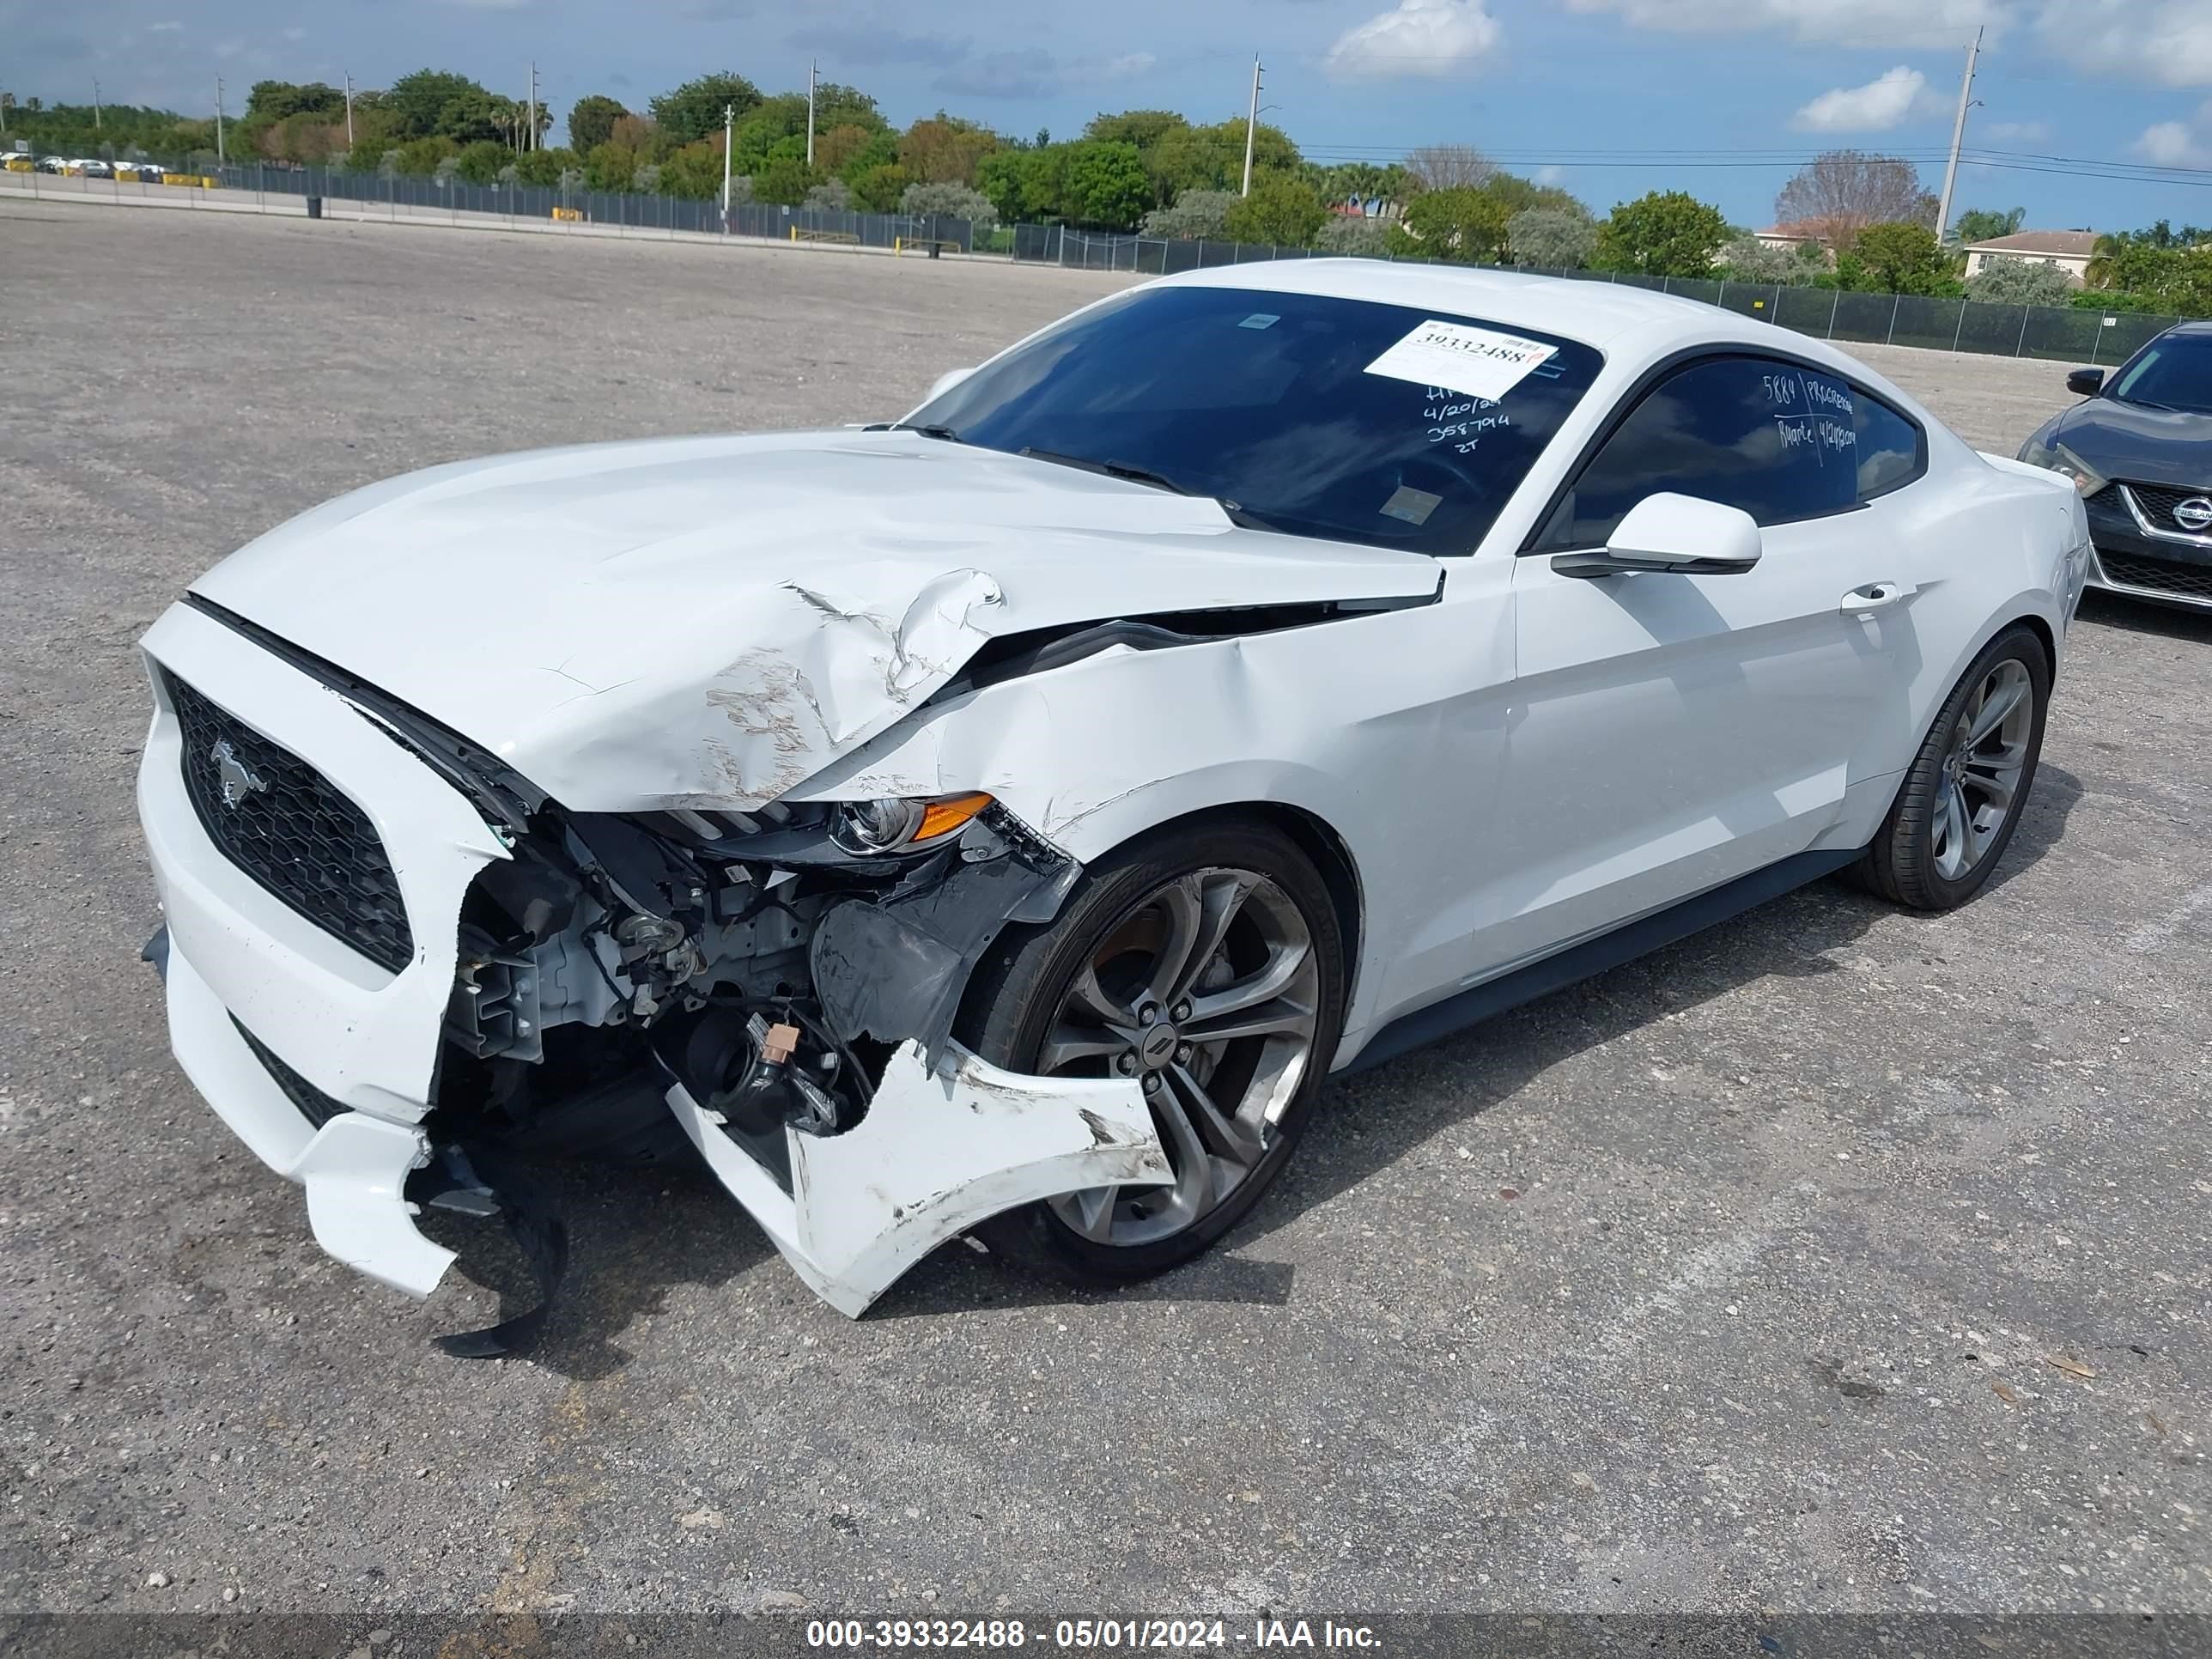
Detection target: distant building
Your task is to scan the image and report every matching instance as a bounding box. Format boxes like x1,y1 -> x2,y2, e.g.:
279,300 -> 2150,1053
1753,220 -> 1827,252
1962,230 -> 2099,288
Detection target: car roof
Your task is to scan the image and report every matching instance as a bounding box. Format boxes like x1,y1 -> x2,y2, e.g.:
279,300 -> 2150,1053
1153,258 -> 1766,352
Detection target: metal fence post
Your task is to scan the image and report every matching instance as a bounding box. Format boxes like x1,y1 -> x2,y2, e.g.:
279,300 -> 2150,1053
1886,295 -> 1900,344
1950,301 -> 1967,353
2015,306 -> 2033,356
2092,319 -> 2103,366
1827,290 -> 1840,338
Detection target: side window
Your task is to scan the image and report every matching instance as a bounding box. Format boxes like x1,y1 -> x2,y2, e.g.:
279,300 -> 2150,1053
1855,392 -> 1923,501
1534,356 -> 1859,550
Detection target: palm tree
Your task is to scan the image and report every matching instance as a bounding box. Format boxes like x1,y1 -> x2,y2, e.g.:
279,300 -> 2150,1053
2085,232 -> 2132,290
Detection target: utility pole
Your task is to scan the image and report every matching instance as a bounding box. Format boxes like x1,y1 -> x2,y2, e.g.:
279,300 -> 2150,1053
721,101 -> 734,224
92,78 -> 101,131
343,73 -> 355,147
1241,56 -> 1262,197
805,59 -> 817,166
215,78 -> 225,165
528,62 -> 539,153
1936,27 -> 1982,242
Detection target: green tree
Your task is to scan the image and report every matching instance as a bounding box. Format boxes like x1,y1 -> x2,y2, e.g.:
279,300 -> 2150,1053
384,70 -> 486,139
245,81 -> 343,121
656,141 -> 725,199
1140,188 -> 1238,240
976,149 -> 1056,222
513,147 -> 576,189
453,139 -> 510,185
899,113 -> 999,185
902,180 -> 998,226
1059,140 -> 1151,229
753,154 -> 817,205
1594,190 -> 1729,277
849,163 -> 910,212
1313,215 -> 1390,256
1507,206 -> 1598,269
1965,254 -> 2075,305
583,141 -> 637,191
391,135 -> 458,177
1150,118 -> 1299,202
1951,205 -> 2025,245
1389,185 -> 1514,264
1224,173 -> 1326,246
1845,222 -> 1959,295
567,94 -> 629,155
650,72 -> 764,143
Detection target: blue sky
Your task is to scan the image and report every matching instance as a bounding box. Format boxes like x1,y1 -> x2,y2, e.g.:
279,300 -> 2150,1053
8,0 -> 2212,232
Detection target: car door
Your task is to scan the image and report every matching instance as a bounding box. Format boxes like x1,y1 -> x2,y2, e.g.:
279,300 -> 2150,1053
1472,353 -> 1913,978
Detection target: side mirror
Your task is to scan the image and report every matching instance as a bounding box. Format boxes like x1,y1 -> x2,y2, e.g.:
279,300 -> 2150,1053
925,366 -> 975,403
2066,368 -> 2105,397
1552,493 -> 1764,580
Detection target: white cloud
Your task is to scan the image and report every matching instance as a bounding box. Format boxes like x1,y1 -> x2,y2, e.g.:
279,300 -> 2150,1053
1326,0 -> 1502,80
2134,119 -> 2212,167
1792,66 -> 1938,131
1534,164 -> 1564,184
1566,0 -> 2009,46
1983,118 -> 2050,141
2039,0 -> 2212,89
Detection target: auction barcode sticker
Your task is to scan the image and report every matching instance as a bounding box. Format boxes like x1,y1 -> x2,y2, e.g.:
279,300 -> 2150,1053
1364,319 -> 1559,403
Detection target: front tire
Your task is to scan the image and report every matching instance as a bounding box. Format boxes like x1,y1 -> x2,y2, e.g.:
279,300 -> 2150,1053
961,819 -> 1346,1288
1857,623 -> 2050,910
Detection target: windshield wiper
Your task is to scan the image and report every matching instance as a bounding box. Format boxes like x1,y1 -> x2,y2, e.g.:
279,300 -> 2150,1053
893,422 -> 964,442
1016,447 -> 1288,532
1018,447 -> 1193,493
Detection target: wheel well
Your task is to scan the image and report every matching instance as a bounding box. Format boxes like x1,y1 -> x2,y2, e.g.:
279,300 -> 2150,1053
1127,802 -> 1365,999
2010,612 -> 2057,672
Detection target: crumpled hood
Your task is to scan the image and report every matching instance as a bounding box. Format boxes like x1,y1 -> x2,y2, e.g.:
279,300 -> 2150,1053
191,428 -> 1441,811
2048,398 -> 2212,489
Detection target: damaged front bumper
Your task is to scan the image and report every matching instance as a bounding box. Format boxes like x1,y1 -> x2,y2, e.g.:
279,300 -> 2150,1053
137,601 -> 1169,1328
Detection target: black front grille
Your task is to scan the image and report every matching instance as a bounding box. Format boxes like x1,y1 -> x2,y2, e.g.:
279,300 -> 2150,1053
2100,552 -> 2212,601
233,1018 -> 349,1129
166,672 -> 416,973
2121,480 -> 2212,537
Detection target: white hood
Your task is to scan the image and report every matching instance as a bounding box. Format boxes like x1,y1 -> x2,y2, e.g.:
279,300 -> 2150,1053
191,429 -> 1440,811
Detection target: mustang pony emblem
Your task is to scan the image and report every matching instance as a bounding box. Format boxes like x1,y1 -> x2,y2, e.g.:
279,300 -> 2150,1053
210,739 -> 267,808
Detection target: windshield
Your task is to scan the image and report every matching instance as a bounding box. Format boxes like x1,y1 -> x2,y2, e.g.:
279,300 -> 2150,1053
907,285 -> 1605,556
2107,331 -> 2212,416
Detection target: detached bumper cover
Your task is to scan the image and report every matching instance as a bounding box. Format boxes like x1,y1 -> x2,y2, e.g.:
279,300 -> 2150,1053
138,599 -> 1171,1322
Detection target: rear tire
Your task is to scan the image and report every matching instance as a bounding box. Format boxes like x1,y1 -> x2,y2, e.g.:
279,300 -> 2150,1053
961,819 -> 1346,1288
1856,623 -> 2049,911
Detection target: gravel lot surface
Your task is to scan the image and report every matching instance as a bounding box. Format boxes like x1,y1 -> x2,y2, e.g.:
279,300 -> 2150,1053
2,203 -> 2207,1622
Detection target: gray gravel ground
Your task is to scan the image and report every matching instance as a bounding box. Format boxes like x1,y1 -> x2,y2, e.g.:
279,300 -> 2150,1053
1,203 -> 2207,1620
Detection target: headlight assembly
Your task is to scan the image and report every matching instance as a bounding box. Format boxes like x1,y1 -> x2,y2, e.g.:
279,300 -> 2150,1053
829,792 -> 994,856
2021,434 -> 2109,498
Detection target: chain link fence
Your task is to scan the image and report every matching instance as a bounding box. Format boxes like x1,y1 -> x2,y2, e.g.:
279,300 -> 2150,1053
9,158 -> 2182,366
1023,227 -> 2183,366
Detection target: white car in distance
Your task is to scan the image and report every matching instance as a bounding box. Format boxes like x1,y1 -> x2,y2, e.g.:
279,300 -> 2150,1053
134,263 -> 2090,1346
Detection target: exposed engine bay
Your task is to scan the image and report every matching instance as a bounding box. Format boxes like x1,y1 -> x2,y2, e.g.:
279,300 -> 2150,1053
435,788 -> 1080,1180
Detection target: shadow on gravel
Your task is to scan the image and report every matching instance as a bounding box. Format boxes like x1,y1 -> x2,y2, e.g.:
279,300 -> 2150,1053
2075,589 -> 2212,645
423,1157 -> 774,1379
1237,759 -> 2086,1253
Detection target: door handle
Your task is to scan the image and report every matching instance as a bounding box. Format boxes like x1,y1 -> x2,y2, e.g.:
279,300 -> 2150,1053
1839,581 -> 1911,616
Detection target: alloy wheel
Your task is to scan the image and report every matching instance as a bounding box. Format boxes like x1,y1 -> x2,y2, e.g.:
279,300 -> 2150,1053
1932,657 -> 2035,882
1038,868 -> 1322,1247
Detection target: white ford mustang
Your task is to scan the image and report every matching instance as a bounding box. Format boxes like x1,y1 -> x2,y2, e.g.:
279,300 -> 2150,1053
136,262 -> 2091,1344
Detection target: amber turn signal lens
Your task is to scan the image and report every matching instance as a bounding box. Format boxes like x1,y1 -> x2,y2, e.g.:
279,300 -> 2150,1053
914,792 -> 994,842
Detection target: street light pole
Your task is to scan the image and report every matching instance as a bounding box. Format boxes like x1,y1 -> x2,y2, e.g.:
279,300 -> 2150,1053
805,59 -> 817,167
92,78 -> 101,131
1936,27 -> 1982,242
1241,56 -> 1261,197
215,78 -> 225,165
721,100 -> 734,226
343,73 -> 355,147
